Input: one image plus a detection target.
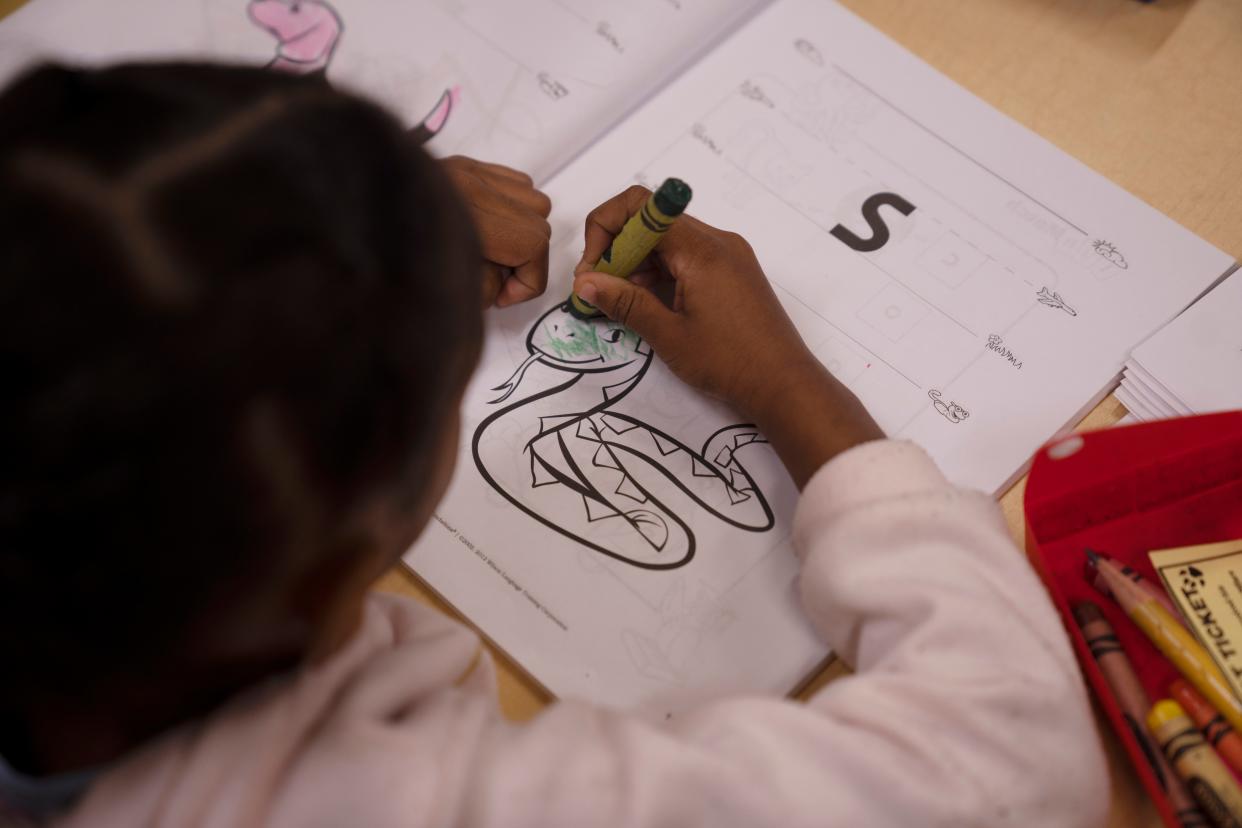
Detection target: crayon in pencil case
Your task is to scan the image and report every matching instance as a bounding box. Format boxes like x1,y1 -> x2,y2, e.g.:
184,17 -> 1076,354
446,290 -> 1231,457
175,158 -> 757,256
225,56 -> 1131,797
1074,601 -> 1207,826
1173,679 -> 1242,778
1150,700 -> 1242,828
1087,550 -> 1242,737
1086,548 -> 1186,624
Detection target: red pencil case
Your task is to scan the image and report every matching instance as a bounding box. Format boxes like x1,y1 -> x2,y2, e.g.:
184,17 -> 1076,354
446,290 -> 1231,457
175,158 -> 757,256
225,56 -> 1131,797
1025,410 -> 1242,828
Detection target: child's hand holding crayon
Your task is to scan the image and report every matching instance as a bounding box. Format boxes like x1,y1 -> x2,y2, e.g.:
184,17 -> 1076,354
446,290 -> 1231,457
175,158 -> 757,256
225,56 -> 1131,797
572,185 -> 883,487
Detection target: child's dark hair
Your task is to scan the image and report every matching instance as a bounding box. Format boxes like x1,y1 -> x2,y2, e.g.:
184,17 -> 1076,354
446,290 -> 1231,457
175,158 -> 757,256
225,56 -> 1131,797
0,63 -> 482,747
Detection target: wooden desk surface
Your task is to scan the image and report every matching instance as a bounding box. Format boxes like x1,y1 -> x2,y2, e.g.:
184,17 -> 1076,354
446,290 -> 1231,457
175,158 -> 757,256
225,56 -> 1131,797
4,0 -> 1239,824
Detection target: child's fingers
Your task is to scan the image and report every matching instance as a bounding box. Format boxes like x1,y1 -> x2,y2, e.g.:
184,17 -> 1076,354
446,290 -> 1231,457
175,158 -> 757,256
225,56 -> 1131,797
496,245 -> 550,307
475,201 -> 552,273
628,269 -> 662,290
477,212 -> 549,271
461,175 -> 551,236
481,263 -> 509,307
440,155 -> 552,308
576,185 -> 653,272
452,156 -> 535,187
479,169 -> 552,218
575,253 -> 664,285
572,271 -> 678,353
456,155 -> 550,218
445,161 -> 551,238
652,217 -> 746,288
575,200 -> 721,289
466,192 -> 550,307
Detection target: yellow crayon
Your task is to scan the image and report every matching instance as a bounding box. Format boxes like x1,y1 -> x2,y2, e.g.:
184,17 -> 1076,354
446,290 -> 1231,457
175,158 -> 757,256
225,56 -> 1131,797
569,178 -> 692,319
1149,700 -> 1242,828
1090,550 -> 1242,737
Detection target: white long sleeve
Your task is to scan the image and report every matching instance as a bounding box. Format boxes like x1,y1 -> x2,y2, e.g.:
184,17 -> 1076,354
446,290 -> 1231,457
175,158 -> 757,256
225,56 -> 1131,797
59,440 -> 1109,828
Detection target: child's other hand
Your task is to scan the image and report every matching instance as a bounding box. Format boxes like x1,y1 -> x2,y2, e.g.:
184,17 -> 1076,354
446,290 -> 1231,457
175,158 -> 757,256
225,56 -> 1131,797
572,186 -> 883,486
441,156 -> 552,308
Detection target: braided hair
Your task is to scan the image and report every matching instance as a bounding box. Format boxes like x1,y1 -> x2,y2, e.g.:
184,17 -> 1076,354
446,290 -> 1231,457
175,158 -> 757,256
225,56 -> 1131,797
0,63 -> 482,734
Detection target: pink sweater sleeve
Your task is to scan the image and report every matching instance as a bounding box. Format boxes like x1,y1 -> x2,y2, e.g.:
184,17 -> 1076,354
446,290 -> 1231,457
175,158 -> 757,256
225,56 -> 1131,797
266,440 -> 1108,828
59,440 -> 1109,828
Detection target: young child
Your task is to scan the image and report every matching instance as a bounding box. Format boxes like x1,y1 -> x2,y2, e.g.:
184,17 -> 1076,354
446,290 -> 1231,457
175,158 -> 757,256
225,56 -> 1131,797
0,63 -> 1108,827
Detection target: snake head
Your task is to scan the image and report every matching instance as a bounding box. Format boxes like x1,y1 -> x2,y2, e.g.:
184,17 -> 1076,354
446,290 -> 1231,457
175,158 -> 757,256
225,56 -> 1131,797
488,303 -> 652,404
527,303 -> 650,373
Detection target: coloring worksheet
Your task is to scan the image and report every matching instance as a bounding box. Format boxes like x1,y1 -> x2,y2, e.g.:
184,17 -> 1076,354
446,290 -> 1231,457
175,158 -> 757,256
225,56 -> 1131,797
0,0 -> 766,182
4,0 -> 1233,707
536,0 -> 1237,496
407,0 -> 1234,706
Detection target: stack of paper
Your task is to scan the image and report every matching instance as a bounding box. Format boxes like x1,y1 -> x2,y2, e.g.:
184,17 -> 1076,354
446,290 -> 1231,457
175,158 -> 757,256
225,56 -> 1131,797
1118,268 -> 1242,422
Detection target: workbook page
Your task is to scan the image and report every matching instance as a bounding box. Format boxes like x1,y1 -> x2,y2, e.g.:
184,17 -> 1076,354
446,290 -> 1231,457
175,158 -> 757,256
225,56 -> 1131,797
407,0 -> 1234,707
0,0 -> 768,182
541,0 -> 1235,492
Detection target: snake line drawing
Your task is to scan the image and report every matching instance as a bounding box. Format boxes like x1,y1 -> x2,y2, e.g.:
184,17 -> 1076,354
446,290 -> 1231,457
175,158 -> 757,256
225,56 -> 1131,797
473,304 -> 774,571
247,0 -> 459,144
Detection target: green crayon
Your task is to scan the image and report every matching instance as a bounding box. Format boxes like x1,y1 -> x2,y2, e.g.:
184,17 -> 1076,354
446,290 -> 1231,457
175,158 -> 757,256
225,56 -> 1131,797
569,177 -> 692,319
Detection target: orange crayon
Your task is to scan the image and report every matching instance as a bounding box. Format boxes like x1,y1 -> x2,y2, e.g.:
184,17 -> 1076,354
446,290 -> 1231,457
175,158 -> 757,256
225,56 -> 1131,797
1173,679 -> 1242,777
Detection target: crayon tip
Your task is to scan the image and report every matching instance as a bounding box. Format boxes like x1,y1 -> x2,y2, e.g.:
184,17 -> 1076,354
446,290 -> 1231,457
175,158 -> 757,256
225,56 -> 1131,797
1071,600 -> 1105,627
652,178 -> 692,217
1148,699 -> 1189,731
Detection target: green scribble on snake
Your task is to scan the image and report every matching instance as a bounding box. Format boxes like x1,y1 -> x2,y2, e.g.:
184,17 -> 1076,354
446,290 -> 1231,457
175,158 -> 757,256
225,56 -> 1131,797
541,316 -> 638,362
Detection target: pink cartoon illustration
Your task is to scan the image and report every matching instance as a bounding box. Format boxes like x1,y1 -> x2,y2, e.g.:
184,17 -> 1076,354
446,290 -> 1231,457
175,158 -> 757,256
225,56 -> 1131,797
247,0 -> 459,145
409,86 -> 460,145
248,0 -> 343,75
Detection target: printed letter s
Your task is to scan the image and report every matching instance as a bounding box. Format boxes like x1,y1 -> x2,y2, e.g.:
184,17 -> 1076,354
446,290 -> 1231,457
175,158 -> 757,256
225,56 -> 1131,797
831,192 -> 917,253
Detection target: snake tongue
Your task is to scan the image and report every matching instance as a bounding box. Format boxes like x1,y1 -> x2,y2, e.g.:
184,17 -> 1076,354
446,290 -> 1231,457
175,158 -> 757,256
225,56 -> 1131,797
489,352 -> 541,404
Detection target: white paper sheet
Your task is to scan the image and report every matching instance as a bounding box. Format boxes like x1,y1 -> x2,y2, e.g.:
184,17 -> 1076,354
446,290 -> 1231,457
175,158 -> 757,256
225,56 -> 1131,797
407,0 -> 1235,707
1130,267 -> 1242,416
1118,373 -> 1180,419
0,0 -> 768,183
1123,360 -> 1195,416
1115,383 -> 1160,422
